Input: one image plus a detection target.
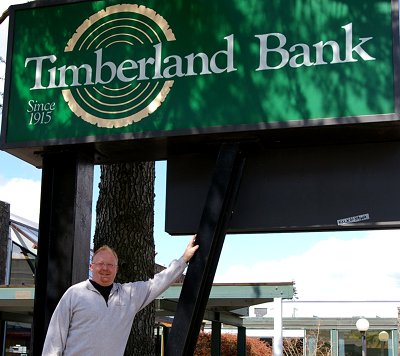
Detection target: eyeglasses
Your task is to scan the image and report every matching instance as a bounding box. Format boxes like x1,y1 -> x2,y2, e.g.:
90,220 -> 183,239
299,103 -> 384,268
92,262 -> 117,269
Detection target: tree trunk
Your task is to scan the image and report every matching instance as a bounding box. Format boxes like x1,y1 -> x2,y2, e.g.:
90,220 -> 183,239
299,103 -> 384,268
94,161 -> 156,356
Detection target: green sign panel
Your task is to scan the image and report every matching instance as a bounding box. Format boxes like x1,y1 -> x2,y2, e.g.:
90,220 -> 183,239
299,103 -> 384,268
1,0 -> 398,148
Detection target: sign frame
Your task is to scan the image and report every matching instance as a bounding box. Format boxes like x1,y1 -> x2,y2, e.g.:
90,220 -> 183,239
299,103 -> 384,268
1,0 -> 400,167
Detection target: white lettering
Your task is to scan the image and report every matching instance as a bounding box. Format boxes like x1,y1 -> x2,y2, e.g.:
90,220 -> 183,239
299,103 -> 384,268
255,33 -> 289,70
25,55 -> 57,90
163,55 -> 185,78
58,64 -> 93,87
136,57 -> 154,80
24,24 -> 375,90
342,23 -> 375,62
210,34 -> 237,73
153,43 -> 163,79
117,59 -> 138,82
256,22 -> 375,71
288,43 -> 313,68
185,52 -> 211,76
95,49 -> 116,84
313,40 -> 342,65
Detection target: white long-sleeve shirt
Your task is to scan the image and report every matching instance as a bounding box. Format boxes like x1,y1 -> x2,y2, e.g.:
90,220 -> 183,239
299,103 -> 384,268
42,257 -> 187,356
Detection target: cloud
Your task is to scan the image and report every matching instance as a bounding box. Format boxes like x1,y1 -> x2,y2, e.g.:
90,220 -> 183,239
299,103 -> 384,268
0,177 -> 40,222
214,230 -> 400,301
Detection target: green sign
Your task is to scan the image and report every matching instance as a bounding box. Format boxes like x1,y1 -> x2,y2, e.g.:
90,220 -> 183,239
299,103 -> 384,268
1,0 -> 398,147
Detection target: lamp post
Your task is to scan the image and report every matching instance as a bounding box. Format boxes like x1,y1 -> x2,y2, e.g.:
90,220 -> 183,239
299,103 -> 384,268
378,331 -> 389,356
356,318 -> 369,356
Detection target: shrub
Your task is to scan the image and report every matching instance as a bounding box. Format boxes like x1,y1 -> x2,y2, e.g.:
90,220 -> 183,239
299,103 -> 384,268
194,331 -> 272,356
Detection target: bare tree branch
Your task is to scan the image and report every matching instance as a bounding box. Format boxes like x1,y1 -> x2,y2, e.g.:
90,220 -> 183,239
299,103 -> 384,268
0,8 -> 9,26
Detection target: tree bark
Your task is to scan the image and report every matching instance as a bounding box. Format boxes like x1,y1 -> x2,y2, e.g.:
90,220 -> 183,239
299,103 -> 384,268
94,161 -> 156,356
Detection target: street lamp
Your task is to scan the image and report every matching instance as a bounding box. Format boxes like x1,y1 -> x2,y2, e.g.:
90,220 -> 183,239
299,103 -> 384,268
378,331 -> 389,356
356,318 -> 369,356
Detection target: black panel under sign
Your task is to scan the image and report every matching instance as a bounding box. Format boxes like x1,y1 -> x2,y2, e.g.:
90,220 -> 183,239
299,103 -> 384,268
166,142 -> 400,234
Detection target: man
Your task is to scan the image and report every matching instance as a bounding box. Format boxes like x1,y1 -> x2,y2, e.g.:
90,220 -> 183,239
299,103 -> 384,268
42,236 -> 199,355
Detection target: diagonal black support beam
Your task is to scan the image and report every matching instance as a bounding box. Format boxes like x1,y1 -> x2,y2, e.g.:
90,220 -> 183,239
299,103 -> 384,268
165,143 -> 245,356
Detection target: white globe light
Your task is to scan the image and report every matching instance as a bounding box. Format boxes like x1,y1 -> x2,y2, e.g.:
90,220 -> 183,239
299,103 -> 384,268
378,331 -> 389,342
356,318 -> 370,332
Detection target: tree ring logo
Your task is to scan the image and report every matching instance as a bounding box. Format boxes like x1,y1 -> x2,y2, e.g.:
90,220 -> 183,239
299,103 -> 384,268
62,4 -> 175,128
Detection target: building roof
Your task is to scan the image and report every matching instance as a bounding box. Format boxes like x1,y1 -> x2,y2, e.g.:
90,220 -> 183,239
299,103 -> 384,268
9,214 -> 38,255
156,282 -> 295,326
0,282 -> 295,326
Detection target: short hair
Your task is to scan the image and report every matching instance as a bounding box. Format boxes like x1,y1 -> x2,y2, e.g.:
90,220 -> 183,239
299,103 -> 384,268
93,245 -> 118,263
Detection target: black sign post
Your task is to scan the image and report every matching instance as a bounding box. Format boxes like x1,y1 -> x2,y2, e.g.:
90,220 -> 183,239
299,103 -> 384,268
31,151 -> 93,355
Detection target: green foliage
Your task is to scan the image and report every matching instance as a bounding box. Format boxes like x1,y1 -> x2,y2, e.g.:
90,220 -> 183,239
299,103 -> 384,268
194,332 -> 272,356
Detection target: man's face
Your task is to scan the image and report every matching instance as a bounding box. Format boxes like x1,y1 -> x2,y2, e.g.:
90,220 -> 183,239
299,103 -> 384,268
90,250 -> 118,286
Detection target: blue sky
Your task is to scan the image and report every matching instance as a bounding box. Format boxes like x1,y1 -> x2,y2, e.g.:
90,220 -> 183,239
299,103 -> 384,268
1,1 -> 400,310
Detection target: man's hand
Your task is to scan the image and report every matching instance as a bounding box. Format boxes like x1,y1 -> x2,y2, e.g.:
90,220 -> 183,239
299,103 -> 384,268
183,235 -> 199,263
